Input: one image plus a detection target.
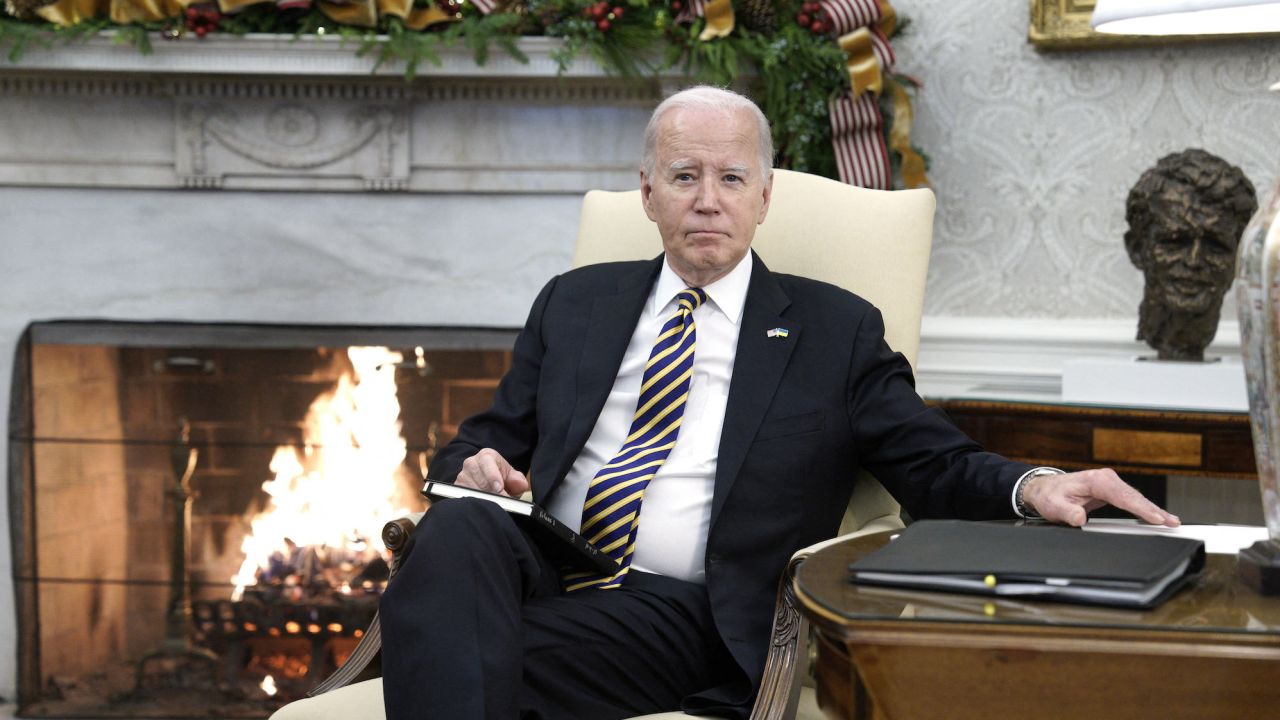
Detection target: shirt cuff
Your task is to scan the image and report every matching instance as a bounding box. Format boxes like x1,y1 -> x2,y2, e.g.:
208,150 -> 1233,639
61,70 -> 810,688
1011,466 -> 1065,519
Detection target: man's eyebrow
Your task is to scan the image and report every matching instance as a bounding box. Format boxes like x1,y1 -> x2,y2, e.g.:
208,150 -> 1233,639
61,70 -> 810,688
664,161 -> 754,175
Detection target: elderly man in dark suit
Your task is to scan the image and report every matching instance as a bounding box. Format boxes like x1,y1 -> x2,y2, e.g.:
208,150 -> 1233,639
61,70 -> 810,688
378,86 -> 1179,720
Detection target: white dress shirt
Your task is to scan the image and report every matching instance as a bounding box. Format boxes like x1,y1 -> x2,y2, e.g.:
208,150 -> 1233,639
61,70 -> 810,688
544,253 -> 752,584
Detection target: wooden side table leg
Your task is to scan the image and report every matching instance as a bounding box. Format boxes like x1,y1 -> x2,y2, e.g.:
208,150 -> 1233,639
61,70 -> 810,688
814,632 -> 880,720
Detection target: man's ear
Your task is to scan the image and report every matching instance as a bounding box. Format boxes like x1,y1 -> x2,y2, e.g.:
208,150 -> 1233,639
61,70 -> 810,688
757,172 -> 774,225
640,170 -> 659,222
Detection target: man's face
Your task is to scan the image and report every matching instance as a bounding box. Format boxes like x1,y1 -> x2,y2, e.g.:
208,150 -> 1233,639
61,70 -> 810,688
640,105 -> 772,287
1138,187 -> 1241,315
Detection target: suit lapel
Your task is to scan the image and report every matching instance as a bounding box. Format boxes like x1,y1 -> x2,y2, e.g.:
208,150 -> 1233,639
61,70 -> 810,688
711,254 -> 798,529
547,258 -> 661,496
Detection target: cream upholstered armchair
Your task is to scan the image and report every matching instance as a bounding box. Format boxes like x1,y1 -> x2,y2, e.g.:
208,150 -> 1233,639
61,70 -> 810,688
270,169 -> 934,720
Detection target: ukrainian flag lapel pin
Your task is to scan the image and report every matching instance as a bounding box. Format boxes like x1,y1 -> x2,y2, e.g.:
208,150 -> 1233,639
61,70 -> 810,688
766,327 -> 790,339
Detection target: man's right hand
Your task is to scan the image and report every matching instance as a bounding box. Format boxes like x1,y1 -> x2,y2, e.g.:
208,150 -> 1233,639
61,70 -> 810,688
456,448 -> 531,498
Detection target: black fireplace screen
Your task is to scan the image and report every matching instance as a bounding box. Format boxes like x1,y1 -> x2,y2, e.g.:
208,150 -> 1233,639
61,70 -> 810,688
8,321 -> 515,717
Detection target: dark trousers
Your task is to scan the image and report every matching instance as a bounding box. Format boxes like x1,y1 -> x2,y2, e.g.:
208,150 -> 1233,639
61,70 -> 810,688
379,497 -> 737,720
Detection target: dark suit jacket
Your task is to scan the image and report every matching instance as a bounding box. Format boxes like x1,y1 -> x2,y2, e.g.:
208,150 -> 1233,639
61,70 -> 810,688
430,252 -> 1033,709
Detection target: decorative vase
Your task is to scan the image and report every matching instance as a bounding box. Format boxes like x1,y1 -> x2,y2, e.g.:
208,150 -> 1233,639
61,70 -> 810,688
1234,133 -> 1280,595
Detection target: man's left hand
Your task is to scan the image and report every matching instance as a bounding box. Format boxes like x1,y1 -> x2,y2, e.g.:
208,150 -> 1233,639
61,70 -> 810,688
1023,468 -> 1180,528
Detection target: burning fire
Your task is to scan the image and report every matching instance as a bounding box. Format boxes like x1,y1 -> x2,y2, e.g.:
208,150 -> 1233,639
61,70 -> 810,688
231,347 -> 415,600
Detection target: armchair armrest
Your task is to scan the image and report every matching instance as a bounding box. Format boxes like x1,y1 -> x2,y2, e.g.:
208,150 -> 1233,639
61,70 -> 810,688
747,474 -> 902,720
307,512 -> 425,697
383,512 -> 426,568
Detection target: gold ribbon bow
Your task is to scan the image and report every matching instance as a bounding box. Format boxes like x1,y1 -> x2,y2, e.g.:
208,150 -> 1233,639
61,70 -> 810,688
697,0 -> 733,41
35,0 -> 104,24
837,0 -> 894,101
36,0 -> 456,30
838,27 -> 881,100
886,79 -> 927,189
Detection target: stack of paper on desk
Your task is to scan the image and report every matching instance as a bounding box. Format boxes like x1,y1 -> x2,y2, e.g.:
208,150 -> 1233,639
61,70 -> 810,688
848,520 -> 1205,609
1081,519 -> 1268,555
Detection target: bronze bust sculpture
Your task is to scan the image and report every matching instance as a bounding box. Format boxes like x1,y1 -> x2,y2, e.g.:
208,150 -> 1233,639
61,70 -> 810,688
1125,149 -> 1258,361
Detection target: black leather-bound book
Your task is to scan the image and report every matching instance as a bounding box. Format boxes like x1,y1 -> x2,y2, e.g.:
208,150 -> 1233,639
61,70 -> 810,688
848,520 -> 1205,608
422,481 -> 619,576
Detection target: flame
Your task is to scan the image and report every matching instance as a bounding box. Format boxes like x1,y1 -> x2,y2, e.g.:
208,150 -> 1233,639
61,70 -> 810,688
231,347 -> 414,599
261,675 -> 278,696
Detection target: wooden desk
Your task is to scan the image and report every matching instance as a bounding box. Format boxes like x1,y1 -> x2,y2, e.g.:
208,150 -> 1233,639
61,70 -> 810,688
928,399 -> 1256,480
795,530 -> 1280,720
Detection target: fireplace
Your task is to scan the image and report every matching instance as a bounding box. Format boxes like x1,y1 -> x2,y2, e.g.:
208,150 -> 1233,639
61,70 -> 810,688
8,320 -> 516,716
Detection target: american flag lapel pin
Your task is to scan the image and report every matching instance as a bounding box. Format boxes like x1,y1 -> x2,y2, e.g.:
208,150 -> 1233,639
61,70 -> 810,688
766,327 -> 790,339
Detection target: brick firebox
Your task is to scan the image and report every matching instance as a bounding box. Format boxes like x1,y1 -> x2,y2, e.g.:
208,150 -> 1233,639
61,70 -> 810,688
8,321 -> 514,716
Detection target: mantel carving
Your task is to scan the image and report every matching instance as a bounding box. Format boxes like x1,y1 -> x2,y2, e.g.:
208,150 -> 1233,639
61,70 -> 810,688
0,36 -> 674,193
176,96 -> 409,190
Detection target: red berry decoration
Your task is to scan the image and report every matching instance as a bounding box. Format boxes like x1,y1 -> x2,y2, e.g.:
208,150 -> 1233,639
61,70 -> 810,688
670,0 -> 682,11
597,18 -> 610,31
183,1 -> 220,38
798,3 -> 832,36
612,5 -> 623,16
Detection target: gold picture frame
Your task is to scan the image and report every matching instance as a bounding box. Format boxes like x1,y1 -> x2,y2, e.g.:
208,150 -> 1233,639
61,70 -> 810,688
1028,0 -> 1275,50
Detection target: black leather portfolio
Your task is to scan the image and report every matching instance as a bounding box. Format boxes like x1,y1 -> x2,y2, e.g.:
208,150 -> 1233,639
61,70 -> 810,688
848,520 -> 1205,608
422,481 -> 619,576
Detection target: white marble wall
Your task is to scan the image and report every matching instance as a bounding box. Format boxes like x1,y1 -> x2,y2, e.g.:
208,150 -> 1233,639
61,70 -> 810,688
0,47 -> 661,697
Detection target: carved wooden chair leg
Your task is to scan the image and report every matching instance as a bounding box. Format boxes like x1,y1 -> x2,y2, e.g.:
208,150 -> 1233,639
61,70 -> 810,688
306,515 -> 420,697
748,553 -> 811,720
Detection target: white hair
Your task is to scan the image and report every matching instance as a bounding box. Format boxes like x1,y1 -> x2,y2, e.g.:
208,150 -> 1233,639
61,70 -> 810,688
641,85 -> 774,181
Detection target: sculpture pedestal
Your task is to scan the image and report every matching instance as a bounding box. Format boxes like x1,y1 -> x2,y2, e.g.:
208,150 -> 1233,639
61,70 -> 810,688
1239,540 -> 1280,596
1062,356 -> 1248,411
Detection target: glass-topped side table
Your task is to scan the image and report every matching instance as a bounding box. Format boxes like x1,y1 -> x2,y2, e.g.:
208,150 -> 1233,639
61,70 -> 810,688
794,530 -> 1280,720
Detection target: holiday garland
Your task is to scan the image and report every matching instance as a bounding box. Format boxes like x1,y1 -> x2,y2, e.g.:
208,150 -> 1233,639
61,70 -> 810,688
0,0 -> 927,188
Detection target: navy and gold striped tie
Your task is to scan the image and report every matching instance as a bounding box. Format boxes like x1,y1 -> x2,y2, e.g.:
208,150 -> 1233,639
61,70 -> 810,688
564,287 -> 707,592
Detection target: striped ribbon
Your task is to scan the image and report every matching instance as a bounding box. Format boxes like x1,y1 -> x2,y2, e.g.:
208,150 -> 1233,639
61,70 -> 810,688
828,92 -> 890,191
822,0 -> 897,189
564,287 -> 707,592
677,0 -> 735,40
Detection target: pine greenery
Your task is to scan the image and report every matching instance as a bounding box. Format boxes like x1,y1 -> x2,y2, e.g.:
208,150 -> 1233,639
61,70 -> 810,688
0,0 -> 920,184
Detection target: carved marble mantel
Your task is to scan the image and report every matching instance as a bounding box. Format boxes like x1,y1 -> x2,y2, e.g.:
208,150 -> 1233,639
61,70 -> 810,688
0,37 -> 688,702
0,34 -> 676,193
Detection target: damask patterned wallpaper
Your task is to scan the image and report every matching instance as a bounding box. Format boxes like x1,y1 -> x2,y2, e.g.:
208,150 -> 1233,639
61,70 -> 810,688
894,0 -> 1280,319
